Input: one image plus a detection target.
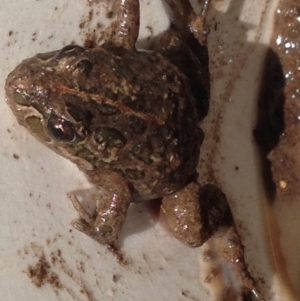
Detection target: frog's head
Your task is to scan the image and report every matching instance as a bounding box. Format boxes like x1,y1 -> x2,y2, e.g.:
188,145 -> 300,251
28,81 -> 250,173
5,45 -> 125,171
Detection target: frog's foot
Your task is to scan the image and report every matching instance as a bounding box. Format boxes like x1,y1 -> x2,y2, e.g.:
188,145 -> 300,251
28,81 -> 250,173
164,0 -> 211,44
67,192 -> 131,245
67,193 -> 112,244
160,183 -> 229,247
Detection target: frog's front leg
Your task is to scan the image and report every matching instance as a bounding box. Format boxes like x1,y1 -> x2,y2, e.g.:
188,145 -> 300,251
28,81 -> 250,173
160,183 -> 229,247
68,173 -> 132,245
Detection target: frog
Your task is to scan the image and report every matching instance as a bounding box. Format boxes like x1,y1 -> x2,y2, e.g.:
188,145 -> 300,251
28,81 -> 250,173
5,0 -> 227,247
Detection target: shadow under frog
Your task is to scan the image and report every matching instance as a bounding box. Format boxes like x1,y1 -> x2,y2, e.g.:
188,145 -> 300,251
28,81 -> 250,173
6,0 -> 228,248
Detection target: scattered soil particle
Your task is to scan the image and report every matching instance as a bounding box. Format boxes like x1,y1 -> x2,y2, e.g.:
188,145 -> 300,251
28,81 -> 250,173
13,153 -> 19,159
112,274 -> 121,283
27,252 -> 62,289
107,244 -> 131,266
106,11 -> 113,19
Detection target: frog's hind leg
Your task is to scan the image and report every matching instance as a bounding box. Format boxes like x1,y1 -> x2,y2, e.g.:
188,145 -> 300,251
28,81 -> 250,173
110,0 -> 140,49
160,183 -> 229,247
157,0 -> 211,120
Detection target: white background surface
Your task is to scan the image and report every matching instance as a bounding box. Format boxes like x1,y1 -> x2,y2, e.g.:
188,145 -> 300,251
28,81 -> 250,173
0,0 -> 296,300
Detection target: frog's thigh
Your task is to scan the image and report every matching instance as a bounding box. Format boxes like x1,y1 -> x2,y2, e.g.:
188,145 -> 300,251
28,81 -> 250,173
161,182 -> 204,247
161,183 -> 229,247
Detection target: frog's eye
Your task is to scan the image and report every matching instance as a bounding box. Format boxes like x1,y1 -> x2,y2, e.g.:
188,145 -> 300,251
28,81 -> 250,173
56,45 -> 85,59
47,114 -> 76,142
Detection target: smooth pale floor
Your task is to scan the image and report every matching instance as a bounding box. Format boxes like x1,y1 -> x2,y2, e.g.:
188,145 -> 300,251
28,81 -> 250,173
0,0 -> 297,301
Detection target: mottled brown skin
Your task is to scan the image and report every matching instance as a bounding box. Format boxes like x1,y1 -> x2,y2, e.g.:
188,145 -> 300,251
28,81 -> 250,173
7,44 -> 200,197
5,0 -> 221,247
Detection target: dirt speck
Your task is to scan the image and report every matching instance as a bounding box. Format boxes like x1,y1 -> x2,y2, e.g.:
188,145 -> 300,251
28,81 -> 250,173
20,241 -> 102,301
106,11 -> 113,19
32,32 -> 37,42
112,274 -> 121,283
27,252 -> 62,289
181,290 -> 200,301
13,153 -> 19,159
145,25 -> 153,40
79,9 -> 93,29
107,244 -> 131,266
77,261 -> 85,273
84,31 -> 97,48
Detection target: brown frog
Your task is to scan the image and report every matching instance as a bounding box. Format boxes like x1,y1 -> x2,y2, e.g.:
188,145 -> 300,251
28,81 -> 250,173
5,0 -> 226,247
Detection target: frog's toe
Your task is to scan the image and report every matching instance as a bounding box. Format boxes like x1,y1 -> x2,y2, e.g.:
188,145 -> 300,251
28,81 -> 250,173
71,219 -> 91,234
67,193 -> 94,223
71,219 -> 118,245
92,223 -> 118,245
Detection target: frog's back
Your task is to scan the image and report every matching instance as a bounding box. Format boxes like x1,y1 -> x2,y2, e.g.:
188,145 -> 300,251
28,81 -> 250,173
73,45 -> 202,199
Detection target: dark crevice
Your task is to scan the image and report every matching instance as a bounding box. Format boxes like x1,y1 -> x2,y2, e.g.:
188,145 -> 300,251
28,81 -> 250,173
254,49 -> 285,203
